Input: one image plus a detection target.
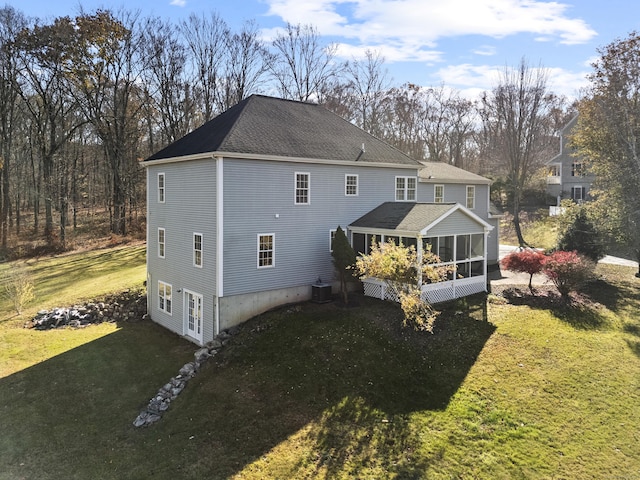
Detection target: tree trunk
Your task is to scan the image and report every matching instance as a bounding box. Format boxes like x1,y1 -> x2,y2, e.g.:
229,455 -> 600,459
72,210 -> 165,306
512,193 -> 528,248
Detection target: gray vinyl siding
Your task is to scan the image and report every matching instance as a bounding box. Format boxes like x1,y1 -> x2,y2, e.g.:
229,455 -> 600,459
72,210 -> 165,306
418,183 -> 490,218
427,210 -> 484,237
146,158 -> 217,343
222,158 -> 417,296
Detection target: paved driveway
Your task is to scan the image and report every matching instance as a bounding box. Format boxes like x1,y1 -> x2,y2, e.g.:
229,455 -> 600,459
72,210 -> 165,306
491,245 -> 639,287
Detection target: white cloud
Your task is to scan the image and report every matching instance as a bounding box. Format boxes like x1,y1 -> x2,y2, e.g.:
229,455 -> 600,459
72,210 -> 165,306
433,63 -> 589,100
170,0 -> 186,6
264,0 -> 597,53
473,45 -> 497,56
335,42 -> 442,64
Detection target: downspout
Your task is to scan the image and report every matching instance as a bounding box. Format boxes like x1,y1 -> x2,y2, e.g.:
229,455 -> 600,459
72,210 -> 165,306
484,227 -> 490,292
145,166 -> 150,315
215,156 -> 224,336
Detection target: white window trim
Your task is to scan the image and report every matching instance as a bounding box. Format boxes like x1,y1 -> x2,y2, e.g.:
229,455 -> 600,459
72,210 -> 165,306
329,228 -> 337,252
257,233 -> 275,269
345,174 -> 359,196
395,176 -> 417,202
434,184 -> 444,203
466,186 -> 475,209
571,185 -> 584,202
158,172 -> 165,203
158,280 -> 172,315
294,172 -> 310,205
193,232 -> 203,268
158,227 -> 165,259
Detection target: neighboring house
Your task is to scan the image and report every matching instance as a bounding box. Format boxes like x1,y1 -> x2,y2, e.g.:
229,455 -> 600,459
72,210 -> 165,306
143,95 -> 497,345
545,115 -> 596,209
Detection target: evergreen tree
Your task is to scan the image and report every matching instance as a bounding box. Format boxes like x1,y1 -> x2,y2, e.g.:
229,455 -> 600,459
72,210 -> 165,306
557,208 -> 605,261
331,226 -> 356,304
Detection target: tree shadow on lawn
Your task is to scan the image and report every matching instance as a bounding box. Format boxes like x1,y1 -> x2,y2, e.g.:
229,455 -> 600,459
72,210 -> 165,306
0,320 -> 196,480
497,285 -> 612,330
165,295 -> 496,479
0,296 -> 496,480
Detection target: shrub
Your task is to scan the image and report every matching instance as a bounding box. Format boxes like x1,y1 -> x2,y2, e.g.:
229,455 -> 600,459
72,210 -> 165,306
398,288 -> 438,332
500,248 -> 546,293
354,240 -> 444,331
542,250 -> 595,299
557,207 -> 605,261
3,264 -> 35,315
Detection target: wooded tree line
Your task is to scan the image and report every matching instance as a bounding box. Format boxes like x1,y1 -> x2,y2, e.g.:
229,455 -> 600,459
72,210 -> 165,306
0,5 -> 575,254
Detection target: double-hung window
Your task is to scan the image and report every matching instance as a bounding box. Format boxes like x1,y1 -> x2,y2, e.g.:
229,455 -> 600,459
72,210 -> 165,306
395,176 -> 416,201
345,174 -> 358,196
434,184 -> 444,203
571,162 -> 584,177
193,233 -> 203,267
158,173 -> 165,203
295,172 -> 310,205
158,228 -> 166,258
466,186 -> 475,209
158,281 -> 172,314
258,233 -> 275,268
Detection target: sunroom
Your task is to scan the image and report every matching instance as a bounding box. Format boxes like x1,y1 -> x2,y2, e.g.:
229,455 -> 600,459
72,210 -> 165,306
349,202 -> 494,304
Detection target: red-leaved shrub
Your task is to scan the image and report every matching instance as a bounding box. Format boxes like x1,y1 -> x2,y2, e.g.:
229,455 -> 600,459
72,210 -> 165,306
542,250 -> 595,299
501,249 -> 546,293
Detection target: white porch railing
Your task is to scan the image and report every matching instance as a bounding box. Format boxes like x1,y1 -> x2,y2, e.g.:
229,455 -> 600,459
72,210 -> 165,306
549,206 -> 565,216
362,276 -> 487,304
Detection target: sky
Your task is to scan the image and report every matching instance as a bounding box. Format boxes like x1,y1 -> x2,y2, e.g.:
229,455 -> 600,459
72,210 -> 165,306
12,0 -> 640,100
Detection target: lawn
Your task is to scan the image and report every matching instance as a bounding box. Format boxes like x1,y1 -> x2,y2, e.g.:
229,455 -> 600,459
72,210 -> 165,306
1,246 -> 639,479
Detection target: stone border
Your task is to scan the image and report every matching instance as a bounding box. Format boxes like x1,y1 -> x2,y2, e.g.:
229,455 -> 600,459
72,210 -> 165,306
133,330 -> 234,428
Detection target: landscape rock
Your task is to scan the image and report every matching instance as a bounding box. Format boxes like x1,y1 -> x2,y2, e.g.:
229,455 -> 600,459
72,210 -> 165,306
26,290 -> 147,330
132,327 -> 240,428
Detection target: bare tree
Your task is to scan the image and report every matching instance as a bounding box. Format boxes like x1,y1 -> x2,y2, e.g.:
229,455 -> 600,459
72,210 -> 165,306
343,49 -> 391,137
0,6 -> 26,247
418,86 -> 478,168
479,59 -> 558,246
143,17 -> 196,148
69,9 -> 147,236
181,12 -> 229,121
15,16 -> 82,245
218,20 -> 271,110
269,23 -> 342,102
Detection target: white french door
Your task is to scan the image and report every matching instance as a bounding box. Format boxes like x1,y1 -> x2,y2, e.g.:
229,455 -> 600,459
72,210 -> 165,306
184,290 -> 203,343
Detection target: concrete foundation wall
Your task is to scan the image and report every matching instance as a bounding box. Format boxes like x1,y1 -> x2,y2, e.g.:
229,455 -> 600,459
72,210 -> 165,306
219,284 -> 315,330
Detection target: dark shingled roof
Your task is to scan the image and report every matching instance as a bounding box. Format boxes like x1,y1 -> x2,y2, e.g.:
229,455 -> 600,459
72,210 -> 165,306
145,95 -> 421,166
349,202 -> 459,232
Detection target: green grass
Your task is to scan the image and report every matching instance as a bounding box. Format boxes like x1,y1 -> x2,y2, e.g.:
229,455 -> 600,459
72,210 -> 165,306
1,247 -> 640,479
501,210 -> 560,250
0,244 -> 147,377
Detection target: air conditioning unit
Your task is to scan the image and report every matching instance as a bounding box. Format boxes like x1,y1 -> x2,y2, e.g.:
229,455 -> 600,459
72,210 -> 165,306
311,283 -> 332,303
